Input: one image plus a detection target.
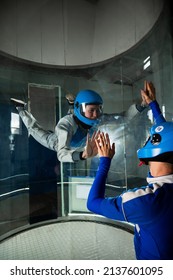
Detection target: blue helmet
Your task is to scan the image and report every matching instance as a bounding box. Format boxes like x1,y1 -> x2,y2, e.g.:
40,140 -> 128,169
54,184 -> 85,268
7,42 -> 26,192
137,121 -> 173,164
74,89 -> 103,126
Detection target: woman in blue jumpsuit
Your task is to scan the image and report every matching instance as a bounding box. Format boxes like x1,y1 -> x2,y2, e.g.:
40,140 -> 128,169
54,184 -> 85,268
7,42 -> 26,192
87,81 -> 173,259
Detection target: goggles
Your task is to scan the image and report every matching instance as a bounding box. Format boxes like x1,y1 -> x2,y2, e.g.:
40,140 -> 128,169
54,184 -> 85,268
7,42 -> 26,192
80,103 -> 103,118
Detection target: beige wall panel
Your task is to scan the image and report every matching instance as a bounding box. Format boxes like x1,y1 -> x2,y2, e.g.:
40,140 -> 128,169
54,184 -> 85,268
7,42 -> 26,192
17,0 -> 43,62
41,0 -> 65,65
0,0 -> 17,56
63,0 -> 95,65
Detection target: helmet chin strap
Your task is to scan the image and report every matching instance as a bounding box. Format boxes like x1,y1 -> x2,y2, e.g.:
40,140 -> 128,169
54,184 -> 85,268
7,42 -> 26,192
138,161 -> 146,167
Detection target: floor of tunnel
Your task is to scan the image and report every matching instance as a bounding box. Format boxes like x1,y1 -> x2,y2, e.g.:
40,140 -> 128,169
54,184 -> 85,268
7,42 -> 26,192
0,216 -> 135,260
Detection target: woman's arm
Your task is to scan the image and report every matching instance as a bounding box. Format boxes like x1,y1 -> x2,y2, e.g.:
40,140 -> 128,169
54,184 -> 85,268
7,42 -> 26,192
87,133 -> 124,219
141,81 -> 166,124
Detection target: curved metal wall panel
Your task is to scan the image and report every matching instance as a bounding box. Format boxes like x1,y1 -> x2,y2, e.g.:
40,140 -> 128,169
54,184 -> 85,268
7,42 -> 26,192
0,0 -> 164,65
92,0 -> 164,63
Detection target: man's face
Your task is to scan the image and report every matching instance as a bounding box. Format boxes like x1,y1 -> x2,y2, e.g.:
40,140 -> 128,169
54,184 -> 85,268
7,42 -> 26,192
84,104 -> 102,119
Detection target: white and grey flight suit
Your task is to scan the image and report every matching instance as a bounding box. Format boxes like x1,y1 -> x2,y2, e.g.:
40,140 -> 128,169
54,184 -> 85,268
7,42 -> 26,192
18,103 -> 144,162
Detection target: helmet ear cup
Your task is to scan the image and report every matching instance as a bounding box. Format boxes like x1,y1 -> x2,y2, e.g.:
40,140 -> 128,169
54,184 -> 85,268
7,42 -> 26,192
137,121 -> 173,164
75,101 -> 79,108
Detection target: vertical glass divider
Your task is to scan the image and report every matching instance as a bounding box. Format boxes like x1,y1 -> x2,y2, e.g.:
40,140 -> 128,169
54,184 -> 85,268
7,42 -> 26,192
58,86 -> 65,216
120,60 -> 128,191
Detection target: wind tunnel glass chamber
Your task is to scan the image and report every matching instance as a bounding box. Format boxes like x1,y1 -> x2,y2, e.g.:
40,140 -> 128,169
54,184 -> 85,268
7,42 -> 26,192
0,0 -> 173,260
